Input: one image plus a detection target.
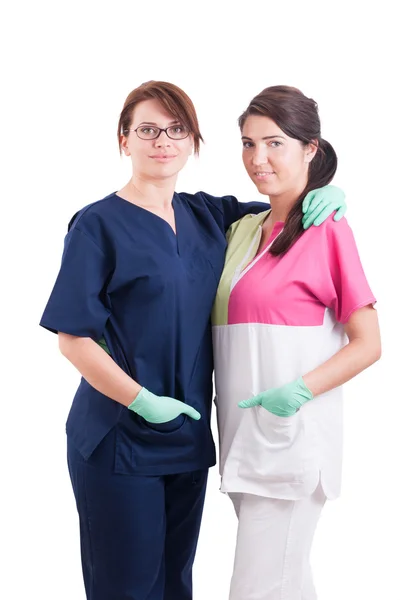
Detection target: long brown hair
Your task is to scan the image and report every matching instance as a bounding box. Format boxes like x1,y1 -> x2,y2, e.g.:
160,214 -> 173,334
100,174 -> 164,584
238,85 -> 337,256
117,81 -> 203,155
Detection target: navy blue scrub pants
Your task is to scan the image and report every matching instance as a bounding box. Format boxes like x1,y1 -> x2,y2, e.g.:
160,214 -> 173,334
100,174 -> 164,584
67,428 -> 208,600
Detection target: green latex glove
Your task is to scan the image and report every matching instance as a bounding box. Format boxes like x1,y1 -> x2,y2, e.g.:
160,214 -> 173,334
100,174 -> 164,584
302,184 -> 346,229
238,377 -> 313,417
128,387 -> 201,423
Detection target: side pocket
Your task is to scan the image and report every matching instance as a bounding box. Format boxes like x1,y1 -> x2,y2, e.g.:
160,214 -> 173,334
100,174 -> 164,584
140,414 -> 187,433
256,408 -> 302,447
237,407 -> 314,484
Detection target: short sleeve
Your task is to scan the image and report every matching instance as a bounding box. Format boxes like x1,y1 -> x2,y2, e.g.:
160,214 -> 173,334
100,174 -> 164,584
39,226 -> 112,339
317,218 -> 376,324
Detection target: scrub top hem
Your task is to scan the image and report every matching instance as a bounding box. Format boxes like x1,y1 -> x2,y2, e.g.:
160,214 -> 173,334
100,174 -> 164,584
67,432 -> 216,476
113,458 -> 217,476
219,471 -> 339,501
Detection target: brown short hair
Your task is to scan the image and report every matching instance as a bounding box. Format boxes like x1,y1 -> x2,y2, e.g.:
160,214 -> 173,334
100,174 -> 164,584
117,81 -> 203,155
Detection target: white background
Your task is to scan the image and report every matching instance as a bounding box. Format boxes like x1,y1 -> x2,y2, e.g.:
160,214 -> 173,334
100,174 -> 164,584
1,1 -> 409,599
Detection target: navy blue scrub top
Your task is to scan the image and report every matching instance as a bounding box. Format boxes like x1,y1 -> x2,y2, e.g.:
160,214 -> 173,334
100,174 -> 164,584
40,191 -> 267,475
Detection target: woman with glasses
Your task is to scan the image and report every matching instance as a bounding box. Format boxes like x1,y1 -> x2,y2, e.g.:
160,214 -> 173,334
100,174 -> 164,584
39,81 -> 347,600
212,86 -> 380,599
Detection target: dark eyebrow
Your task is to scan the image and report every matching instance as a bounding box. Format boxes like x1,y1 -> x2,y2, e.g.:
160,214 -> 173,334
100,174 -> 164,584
138,120 -> 180,126
241,135 -> 286,141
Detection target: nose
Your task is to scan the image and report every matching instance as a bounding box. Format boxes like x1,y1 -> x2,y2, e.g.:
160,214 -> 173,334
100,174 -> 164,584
154,130 -> 171,148
251,145 -> 268,167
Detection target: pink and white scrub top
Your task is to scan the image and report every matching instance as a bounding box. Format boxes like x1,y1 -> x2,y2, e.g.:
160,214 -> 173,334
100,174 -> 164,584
212,210 -> 376,500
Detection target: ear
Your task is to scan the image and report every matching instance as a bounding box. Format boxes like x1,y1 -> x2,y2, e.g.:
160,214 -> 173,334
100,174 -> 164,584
304,139 -> 319,164
120,134 -> 131,157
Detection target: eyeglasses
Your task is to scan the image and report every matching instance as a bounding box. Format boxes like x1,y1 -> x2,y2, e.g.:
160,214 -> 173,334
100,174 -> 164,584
124,125 -> 190,140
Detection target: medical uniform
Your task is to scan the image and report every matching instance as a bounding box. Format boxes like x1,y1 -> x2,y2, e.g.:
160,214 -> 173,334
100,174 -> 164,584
212,211 -> 376,600
40,191 -> 266,600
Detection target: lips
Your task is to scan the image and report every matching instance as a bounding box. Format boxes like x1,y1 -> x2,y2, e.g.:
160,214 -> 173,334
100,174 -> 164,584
254,171 -> 275,180
150,155 -> 177,159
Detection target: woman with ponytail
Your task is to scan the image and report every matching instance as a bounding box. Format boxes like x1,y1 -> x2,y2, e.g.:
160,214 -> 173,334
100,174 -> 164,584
212,86 -> 381,600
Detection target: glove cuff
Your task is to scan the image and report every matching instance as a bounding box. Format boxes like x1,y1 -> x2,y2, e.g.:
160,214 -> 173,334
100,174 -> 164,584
295,377 -> 314,402
128,387 -> 150,413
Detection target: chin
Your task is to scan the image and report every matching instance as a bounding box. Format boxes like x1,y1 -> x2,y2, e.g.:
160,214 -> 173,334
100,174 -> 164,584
254,182 -> 278,196
150,165 -> 181,179
159,160 -> 187,176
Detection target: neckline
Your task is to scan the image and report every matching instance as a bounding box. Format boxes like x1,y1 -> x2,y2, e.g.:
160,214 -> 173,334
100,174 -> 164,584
256,216 -> 285,256
114,191 -> 178,237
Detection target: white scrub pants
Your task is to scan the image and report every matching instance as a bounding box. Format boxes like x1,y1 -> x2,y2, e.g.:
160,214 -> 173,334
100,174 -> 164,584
229,485 -> 326,600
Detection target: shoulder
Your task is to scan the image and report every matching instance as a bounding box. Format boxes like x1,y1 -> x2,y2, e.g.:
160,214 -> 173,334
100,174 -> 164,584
304,213 -> 353,243
301,216 -> 360,273
322,216 -> 354,247
177,190 -> 241,212
67,193 -> 119,233
177,190 -> 223,211
228,211 -> 269,242
233,211 -> 269,230
66,193 -> 121,256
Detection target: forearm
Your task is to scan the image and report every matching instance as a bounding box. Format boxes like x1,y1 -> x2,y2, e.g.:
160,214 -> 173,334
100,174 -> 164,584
303,337 -> 381,397
58,333 -> 141,407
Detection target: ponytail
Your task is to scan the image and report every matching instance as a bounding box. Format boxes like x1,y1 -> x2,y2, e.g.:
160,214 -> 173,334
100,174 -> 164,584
269,138 -> 337,257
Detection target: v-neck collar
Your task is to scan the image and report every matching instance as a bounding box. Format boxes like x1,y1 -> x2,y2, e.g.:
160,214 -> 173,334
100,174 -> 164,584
114,191 -> 181,254
256,216 -> 285,257
230,213 -> 284,293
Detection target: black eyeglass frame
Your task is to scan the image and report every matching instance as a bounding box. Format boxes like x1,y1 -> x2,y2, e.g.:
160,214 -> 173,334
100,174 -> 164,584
123,125 -> 190,140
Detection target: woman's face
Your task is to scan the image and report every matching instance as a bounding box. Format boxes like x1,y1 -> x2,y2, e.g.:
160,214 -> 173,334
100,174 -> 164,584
241,115 -> 317,198
120,99 -> 194,181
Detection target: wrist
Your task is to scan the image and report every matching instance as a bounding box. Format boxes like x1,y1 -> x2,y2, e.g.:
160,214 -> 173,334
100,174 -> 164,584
297,377 -> 314,401
128,385 -> 146,411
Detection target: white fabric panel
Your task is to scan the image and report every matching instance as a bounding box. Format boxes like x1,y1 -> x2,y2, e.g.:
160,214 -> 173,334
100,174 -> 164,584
213,309 -> 346,499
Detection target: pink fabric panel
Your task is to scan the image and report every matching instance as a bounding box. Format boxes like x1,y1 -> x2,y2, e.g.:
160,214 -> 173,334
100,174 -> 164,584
228,216 -> 376,326
313,217 -> 376,323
